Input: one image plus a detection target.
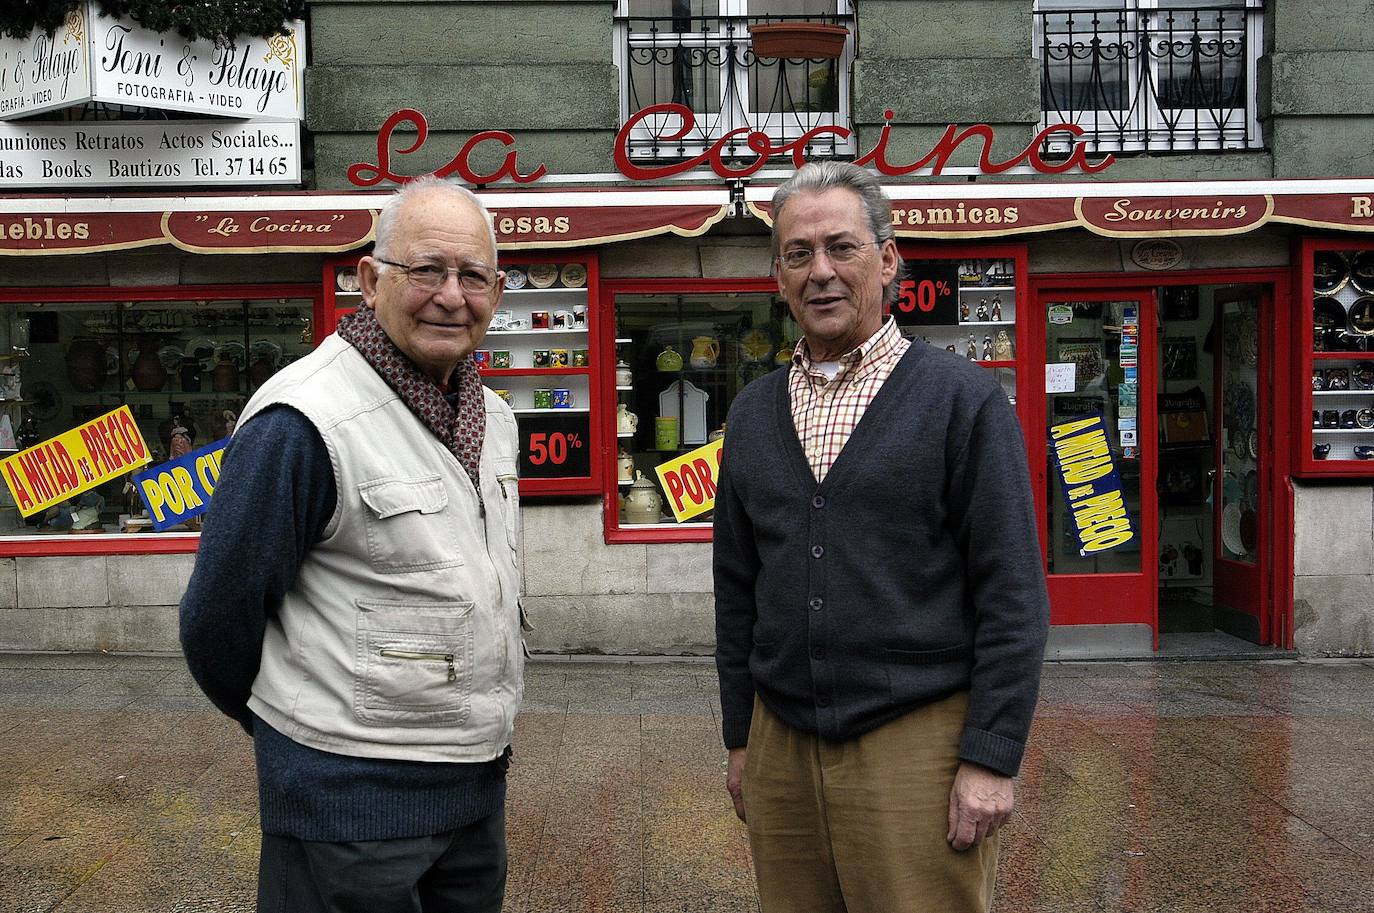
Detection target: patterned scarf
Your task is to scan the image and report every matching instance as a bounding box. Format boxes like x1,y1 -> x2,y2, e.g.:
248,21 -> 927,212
336,304 -> 485,495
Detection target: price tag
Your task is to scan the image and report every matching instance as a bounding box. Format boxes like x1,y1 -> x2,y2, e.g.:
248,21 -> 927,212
516,412 -> 591,479
891,262 -> 960,327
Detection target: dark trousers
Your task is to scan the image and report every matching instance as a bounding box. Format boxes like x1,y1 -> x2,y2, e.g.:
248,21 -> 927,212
257,809 -> 507,913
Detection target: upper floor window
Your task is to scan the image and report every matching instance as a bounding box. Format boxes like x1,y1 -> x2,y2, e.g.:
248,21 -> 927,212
615,0 -> 856,164
1034,0 -> 1263,155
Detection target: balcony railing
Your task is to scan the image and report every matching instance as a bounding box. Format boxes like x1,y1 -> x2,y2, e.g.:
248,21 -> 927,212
1034,2 -> 1264,155
616,11 -> 856,164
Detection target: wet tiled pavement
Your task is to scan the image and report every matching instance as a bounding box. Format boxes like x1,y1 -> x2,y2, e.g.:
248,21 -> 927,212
3,653 -> 1374,912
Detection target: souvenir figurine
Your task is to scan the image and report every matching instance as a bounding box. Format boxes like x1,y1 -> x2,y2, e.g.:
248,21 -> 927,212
982,335 -> 994,361
965,335 -> 978,361
946,344 -> 957,353
991,296 -> 1003,321
993,329 -> 1014,361
960,302 -> 971,322
976,304 -> 989,322
169,416 -> 193,459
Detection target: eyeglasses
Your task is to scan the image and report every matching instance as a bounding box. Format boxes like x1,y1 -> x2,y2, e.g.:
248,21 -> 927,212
776,240 -> 880,272
376,257 -> 500,294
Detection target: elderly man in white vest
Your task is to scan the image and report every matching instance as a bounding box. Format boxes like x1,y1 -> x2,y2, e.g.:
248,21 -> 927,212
181,175 -> 524,913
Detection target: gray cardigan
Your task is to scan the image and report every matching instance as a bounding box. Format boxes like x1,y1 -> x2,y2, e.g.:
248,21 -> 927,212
713,341 -> 1049,776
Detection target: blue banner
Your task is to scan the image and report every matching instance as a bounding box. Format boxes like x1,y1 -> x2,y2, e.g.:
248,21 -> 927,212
132,437 -> 228,531
1048,414 -> 1135,556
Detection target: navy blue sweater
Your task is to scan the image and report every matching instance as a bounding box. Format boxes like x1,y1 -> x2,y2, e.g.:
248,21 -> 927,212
713,343 -> 1049,777
180,406 -> 503,841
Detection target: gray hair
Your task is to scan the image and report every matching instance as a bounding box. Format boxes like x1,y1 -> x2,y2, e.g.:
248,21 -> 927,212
373,174 -> 499,264
770,161 -> 904,304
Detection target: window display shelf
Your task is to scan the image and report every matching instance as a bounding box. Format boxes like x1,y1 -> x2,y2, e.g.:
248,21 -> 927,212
960,286 -> 1015,293
486,329 -> 588,337
480,367 -> 592,377
503,288 -> 587,298
512,407 -> 590,414
1296,237 -> 1374,475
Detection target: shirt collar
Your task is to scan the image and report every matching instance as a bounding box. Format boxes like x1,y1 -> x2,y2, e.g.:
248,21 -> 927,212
792,317 -> 903,381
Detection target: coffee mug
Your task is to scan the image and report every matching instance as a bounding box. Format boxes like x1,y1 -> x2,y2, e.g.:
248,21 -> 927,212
1355,445 -> 1374,460
493,350 -> 513,369
573,304 -> 587,327
1314,442 -> 1331,460
1322,410 -> 1340,428
550,348 -> 569,367
553,310 -> 574,329
532,349 -> 551,368
493,388 -> 512,405
473,350 -> 491,369
531,311 -> 551,330
533,388 -> 553,409
552,388 -> 573,408
508,317 -> 531,330
490,309 -> 514,330
1342,409 -> 1360,428
572,348 -> 589,367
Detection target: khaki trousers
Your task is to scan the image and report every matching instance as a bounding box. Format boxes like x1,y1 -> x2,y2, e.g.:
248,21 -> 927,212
743,692 -> 998,913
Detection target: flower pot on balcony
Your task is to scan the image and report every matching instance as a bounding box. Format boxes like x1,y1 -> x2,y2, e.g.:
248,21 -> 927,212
749,22 -> 848,60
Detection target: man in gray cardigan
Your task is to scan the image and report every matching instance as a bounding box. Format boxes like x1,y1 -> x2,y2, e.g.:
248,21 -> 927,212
713,162 -> 1049,913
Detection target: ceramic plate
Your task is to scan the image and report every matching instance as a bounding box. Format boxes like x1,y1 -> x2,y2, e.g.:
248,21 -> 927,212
1349,297 -> 1374,335
336,267 -> 360,293
1247,429 -> 1259,462
527,264 -> 558,288
504,268 -> 526,291
559,263 -> 587,288
158,345 -> 184,372
184,336 -> 217,364
1351,250 -> 1374,295
1222,502 -> 1246,556
1313,250 -> 1349,294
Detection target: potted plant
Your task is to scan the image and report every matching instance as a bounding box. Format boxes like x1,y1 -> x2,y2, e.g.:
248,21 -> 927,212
749,22 -> 849,59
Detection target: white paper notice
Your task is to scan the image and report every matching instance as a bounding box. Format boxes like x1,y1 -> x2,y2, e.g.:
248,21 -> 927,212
1046,362 -> 1076,394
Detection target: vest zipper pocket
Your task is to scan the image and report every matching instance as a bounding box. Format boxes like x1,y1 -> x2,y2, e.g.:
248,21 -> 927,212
378,648 -> 457,682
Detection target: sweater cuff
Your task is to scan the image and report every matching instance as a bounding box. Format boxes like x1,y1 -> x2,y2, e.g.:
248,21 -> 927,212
958,727 -> 1026,778
722,714 -> 751,750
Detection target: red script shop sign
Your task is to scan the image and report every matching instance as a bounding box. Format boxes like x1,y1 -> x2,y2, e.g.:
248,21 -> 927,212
348,106 -> 1115,186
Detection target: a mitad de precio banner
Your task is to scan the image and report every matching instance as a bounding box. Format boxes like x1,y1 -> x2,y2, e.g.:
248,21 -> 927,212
0,405 -> 151,517
1048,414 -> 1136,557
0,4 -> 304,121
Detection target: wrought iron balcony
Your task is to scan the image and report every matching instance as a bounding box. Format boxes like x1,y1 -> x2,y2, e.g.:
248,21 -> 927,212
616,10 -> 856,165
1034,2 -> 1264,155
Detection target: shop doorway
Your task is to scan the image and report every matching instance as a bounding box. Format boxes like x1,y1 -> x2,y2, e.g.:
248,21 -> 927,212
1031,280 -> 1283,651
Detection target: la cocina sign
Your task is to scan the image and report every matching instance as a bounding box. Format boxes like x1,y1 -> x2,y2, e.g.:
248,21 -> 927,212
347,104 -> 1114,186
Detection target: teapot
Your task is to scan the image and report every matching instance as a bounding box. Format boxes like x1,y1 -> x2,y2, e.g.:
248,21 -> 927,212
656,345 -> 683,372
622,471 -> 663,524
617,402 -> 639,435
689,335 -> 720,369
615,359 -> 634,387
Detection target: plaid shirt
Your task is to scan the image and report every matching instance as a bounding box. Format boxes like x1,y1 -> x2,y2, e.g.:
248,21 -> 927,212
789,317 -> 910,484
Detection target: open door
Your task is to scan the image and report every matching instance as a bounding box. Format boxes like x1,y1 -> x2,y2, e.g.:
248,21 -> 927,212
1212,284 -> 1273,644
1034,290 -> 1159,641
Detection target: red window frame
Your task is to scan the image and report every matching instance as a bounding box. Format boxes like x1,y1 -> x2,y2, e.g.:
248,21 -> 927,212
0,281 -> 324,557
600,275 -> 778,544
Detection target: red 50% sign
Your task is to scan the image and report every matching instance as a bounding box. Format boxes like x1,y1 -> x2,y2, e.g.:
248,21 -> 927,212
891,262 -> 959,327
517,413 -> 591,479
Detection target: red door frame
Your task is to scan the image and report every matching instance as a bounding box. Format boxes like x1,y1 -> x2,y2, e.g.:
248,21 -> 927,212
1030,286 -> 1159,638
0,281 -> 325,556
1031,268 -> 1293,649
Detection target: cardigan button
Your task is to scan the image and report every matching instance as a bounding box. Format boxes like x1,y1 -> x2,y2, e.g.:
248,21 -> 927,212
809,597 -> 824,611
810,545 -> 824,558
811,647 -> 825,660
812,495 -> 825,509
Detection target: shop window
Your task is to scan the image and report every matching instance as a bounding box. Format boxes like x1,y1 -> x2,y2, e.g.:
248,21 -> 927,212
615,0 -> 856,163
612,290 -> 795,532
1033,0 -> 1263,154
0,297 -> 314,539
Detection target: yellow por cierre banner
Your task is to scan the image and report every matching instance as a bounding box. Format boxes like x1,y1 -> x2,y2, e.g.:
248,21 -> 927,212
654,438 -> 724,522
0,406 -> 151,518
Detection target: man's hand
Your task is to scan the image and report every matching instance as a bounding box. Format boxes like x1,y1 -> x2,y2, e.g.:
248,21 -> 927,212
947,762 -> 1014,851
726,747 -> 748,822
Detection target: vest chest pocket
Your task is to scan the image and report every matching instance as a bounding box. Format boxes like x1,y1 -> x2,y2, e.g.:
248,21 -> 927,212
358,476 -> 462,574
354,599 -> 474,726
